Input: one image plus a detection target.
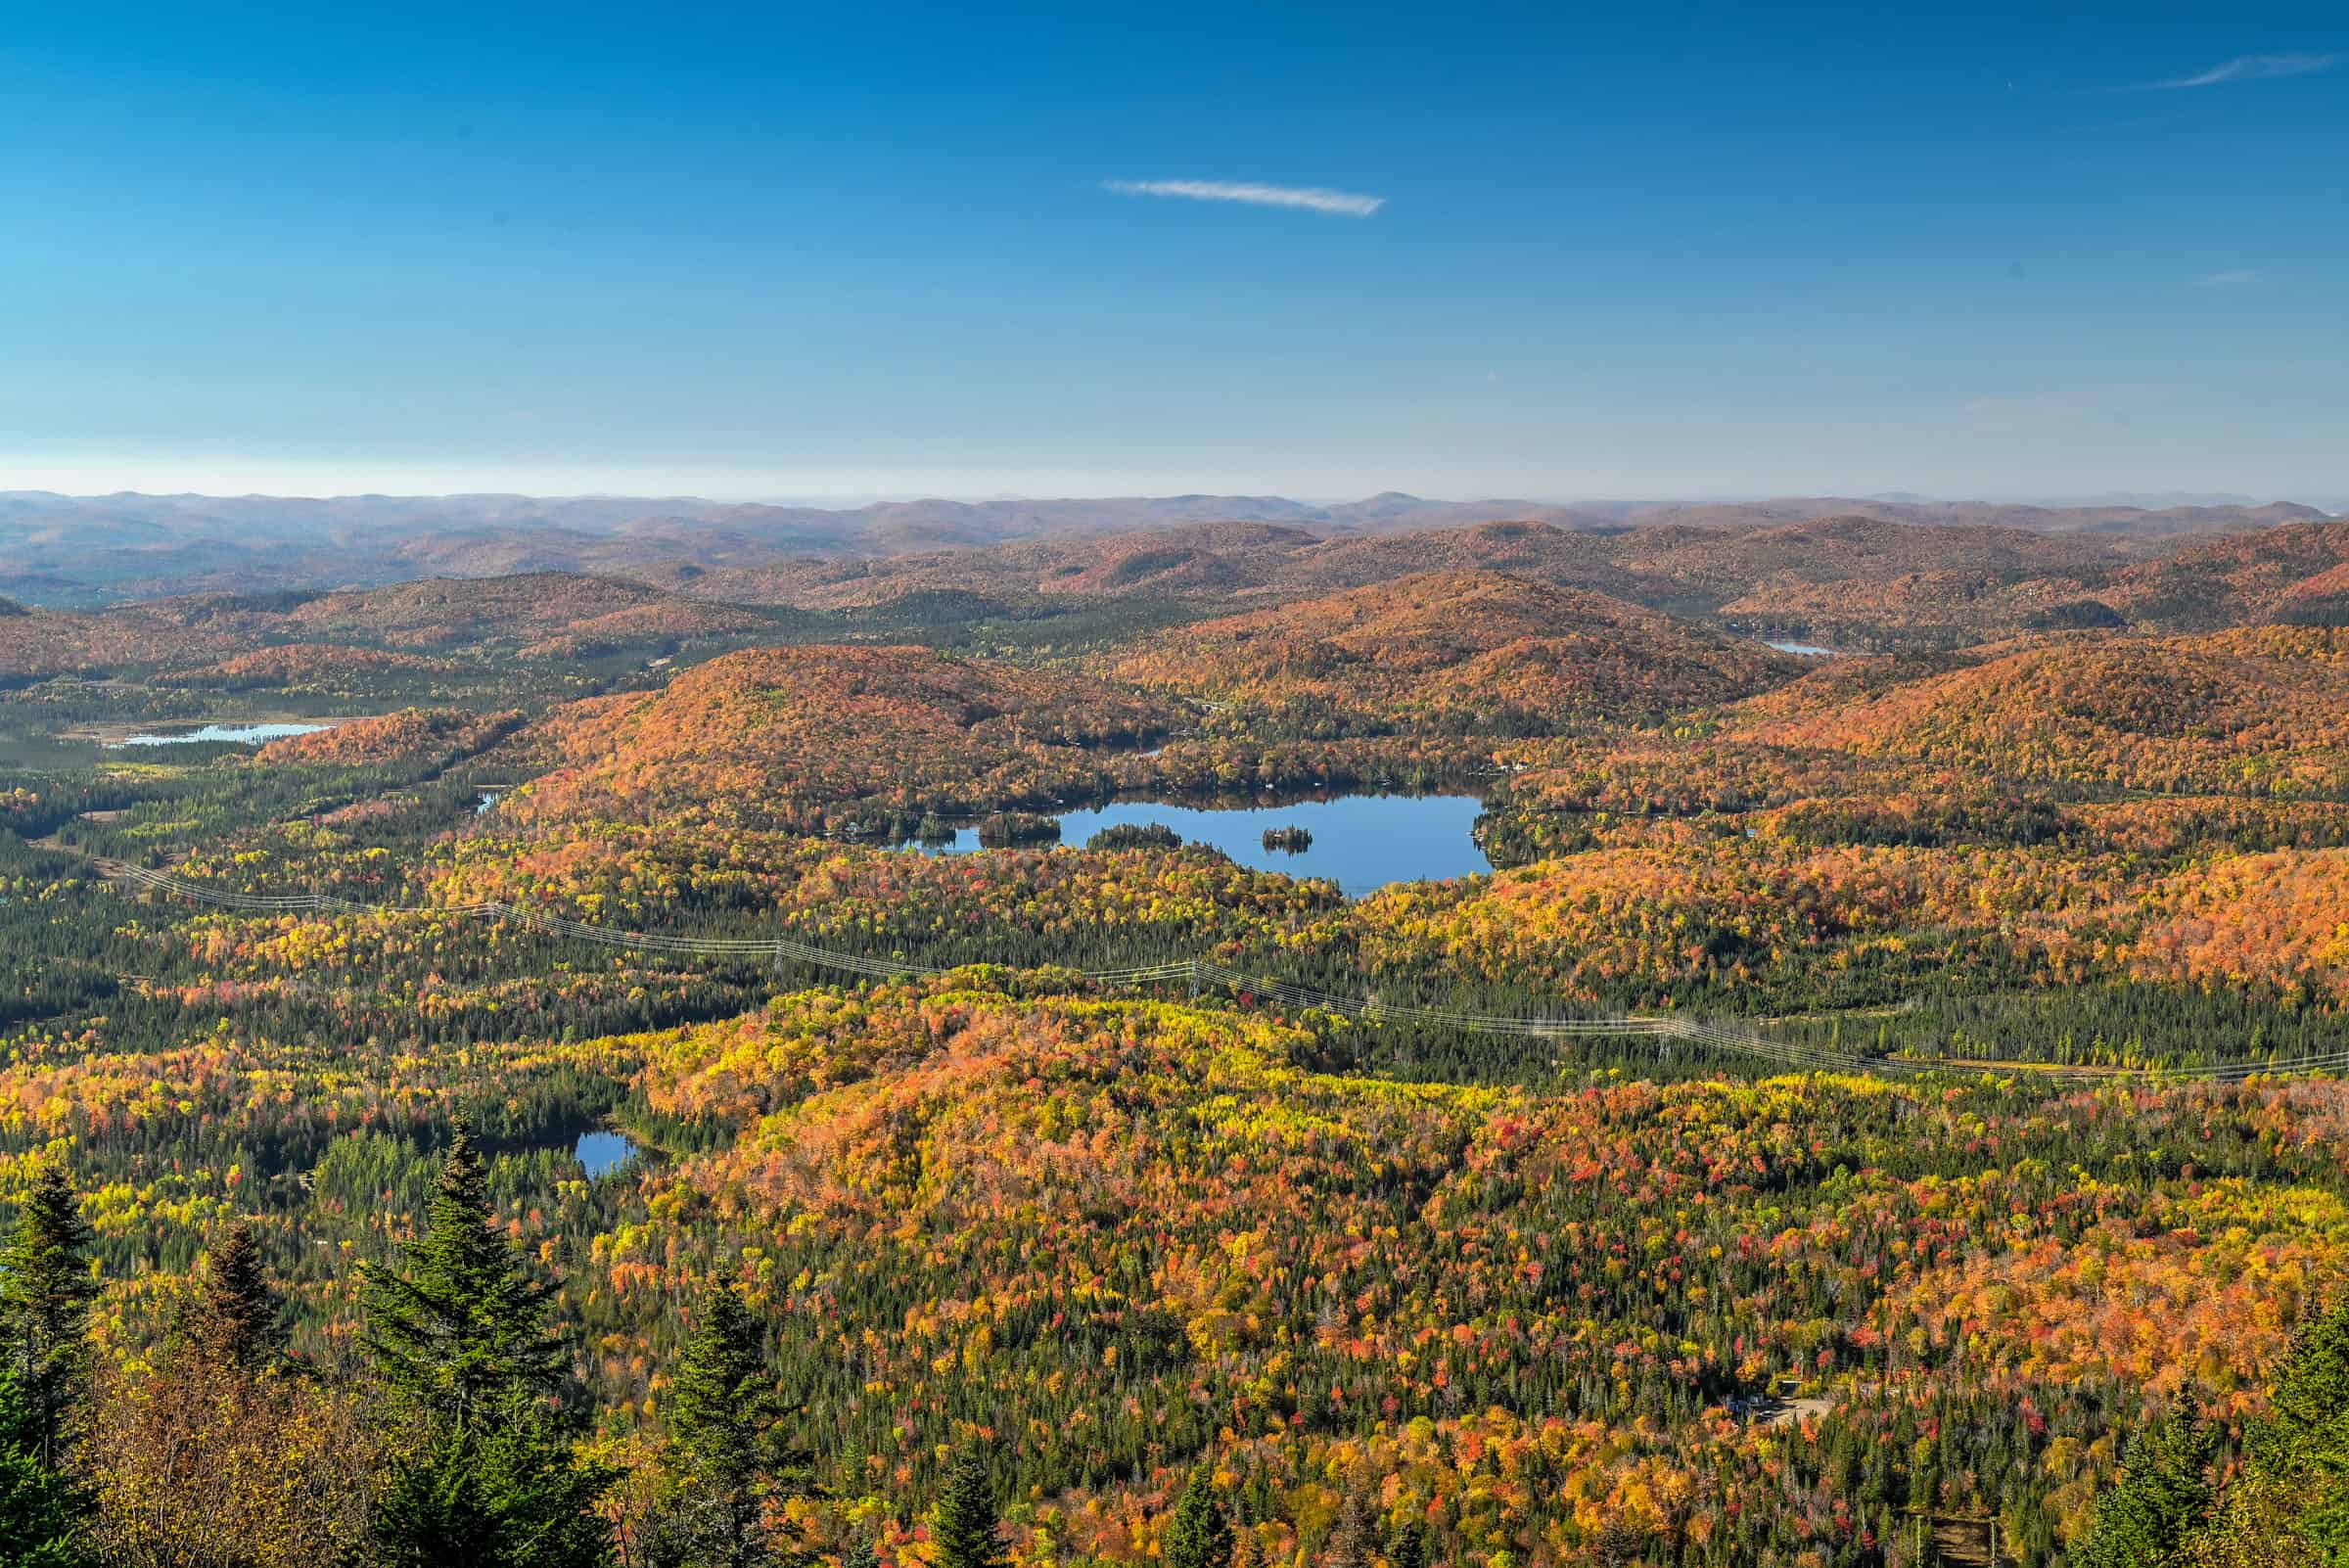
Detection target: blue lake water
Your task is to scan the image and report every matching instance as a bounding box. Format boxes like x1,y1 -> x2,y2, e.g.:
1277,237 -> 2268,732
917,794 -> 1493,898
113,720 -> 337,747
574,1130 -> 638,1178
1765,641 -> 1835,657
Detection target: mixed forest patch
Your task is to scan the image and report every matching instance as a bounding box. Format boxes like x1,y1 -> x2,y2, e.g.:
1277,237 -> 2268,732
5,510 -> 2349,1565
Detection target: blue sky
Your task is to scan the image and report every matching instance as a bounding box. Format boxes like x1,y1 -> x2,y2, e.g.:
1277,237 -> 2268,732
2,2 -> 2343,501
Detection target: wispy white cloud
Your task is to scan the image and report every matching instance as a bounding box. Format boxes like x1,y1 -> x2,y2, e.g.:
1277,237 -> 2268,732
2195,268 -> 2264,287
1102,179 -> 1385,217
2140,52 -> 2336,89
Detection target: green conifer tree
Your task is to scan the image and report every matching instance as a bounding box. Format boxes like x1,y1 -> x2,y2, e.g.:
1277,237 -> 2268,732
2077,1413 -> 2215,1568
0,1165 -> 96,1476
2251,1298 -> 2349,1560
1386,1520 -> 1426,1568
366,1126 -> 567,1420
0,1359 -> 85,1568
364,1125 -> 611,1568
659,1277 -> 810,1567
195,1218 -> 283,1371
932,1454 -> 1006,1568
1163,1462 -> 1233,1568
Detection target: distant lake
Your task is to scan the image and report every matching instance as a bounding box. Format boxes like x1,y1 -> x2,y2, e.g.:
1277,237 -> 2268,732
1765,640 -> 1836,657
112,720 -> 337,747
575,1129 -> 638,1178
913,794 -> 1494,898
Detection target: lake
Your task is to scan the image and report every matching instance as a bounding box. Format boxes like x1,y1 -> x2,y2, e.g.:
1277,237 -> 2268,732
112,720 -> 338,747
1765,640 -> 1836,657
915,793 -> 1493,898
575,1129 -> 638,1178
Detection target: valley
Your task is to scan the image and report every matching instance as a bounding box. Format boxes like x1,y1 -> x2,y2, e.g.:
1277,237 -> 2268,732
5,500 -> 2349,1566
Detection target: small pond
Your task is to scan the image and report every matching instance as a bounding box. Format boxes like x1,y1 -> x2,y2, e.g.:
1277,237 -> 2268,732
112,720 -> 338,747
912,794 -> 1493,898
1765,640 -> 1835,657
575,1129 -> 639,1178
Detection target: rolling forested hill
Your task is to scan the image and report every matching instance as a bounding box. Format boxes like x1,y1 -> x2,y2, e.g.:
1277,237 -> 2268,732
5,503 -> 2349,1568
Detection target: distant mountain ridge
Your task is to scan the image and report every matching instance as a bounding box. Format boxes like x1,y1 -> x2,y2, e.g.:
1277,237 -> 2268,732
15,514 -> 2349,687
0,486 -> 2327,606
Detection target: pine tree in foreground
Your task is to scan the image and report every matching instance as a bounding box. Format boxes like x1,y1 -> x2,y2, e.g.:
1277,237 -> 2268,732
366,1124 -> 568,1421
364,1124 -> 612,1568
645,1275 -> 811,1567
932,1453 -> 1006,1568
0,1164 -> 97,1475
0,1358 -> 85,1568
2249,1296 -> 2349,1561
194,1217 -> 284,1371
1162,1462 -> 1233,1568
2077,1412 -> 2215,1568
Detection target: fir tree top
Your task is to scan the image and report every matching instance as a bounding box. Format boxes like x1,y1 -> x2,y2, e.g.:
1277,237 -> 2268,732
0,1161 -> 97,1471
932,1453 -> 1007,1568
668,1277 -> 800,1491
363,1123 -> 568,1431
2077,1412 -> 2216,1568
1163,1462 -> 1234,1568
196,1217 -> 284,1372
0,1164 -> 97,1344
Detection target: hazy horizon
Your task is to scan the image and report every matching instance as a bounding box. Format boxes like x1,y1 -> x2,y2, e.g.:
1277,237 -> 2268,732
0,473 -> 2335,514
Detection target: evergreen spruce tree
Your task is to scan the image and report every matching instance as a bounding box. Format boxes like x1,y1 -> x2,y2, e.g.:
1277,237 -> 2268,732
364,1124 -> 611,1568
367,1125 -> 568,1420
841,1531 -> 879,1568
0,1164 -> 97,1474
194,1217 -> 283,1371
2077,1413 -> 2215,1568
1385,1520 -> 1426,1568
658,1276 -> 810,1567
2250,1297 -> 2349,1560
0,1360 -> 85,1568
1163,1462 -> 1233,1568
932,1453 -> 1006,1568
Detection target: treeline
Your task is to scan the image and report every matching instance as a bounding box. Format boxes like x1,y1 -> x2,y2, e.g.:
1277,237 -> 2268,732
1,1140 -> 840,1567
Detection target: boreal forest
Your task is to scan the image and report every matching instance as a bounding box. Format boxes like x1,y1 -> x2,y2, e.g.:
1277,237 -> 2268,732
7,504 -> 2349,1567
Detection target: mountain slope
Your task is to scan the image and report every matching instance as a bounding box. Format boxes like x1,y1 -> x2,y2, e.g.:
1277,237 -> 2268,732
510,644 -> 1171,831
1108,570 -> 1802,731
5,488 -> 2319,606
2100,521 -> 2349,631
1741,624 -> 2349,796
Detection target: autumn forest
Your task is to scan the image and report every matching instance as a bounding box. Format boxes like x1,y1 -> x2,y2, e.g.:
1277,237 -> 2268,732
7,504 -> 2349,1568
